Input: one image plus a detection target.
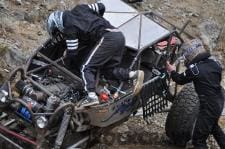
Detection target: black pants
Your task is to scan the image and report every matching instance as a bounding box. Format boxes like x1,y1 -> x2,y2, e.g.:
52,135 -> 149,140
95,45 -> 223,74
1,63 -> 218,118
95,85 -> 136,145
192,93 -> 225,149
81,31 -> 129,92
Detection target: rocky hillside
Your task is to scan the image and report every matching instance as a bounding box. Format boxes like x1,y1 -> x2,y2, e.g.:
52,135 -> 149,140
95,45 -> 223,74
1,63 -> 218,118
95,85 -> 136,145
0,0 -> 94,81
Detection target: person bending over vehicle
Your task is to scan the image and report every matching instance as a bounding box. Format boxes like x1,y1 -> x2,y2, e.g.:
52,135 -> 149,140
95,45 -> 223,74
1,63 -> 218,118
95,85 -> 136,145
46,2 -> 144,107
166,39 -> 225,149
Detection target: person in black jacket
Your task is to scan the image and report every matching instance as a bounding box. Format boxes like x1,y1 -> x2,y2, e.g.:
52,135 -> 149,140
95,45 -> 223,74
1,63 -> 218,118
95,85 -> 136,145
166,39 -> 225,149
46,2 -> 144,107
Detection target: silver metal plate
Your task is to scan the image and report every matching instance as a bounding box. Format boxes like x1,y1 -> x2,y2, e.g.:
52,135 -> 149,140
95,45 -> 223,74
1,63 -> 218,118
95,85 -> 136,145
103,13 -> 138,28
119,14 -> 170,50
98,0 -> 170,50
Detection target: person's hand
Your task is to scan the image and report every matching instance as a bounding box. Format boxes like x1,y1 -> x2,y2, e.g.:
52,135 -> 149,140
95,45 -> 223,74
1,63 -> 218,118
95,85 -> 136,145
166,61 -> 176,73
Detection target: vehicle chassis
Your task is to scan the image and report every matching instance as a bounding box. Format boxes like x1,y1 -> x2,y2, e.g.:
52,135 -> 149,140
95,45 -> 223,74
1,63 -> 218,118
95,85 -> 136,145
0,2 -> 192,148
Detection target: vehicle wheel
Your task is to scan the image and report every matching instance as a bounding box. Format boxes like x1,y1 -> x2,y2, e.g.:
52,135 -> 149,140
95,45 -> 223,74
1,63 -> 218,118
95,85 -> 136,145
165,83 -> 200,146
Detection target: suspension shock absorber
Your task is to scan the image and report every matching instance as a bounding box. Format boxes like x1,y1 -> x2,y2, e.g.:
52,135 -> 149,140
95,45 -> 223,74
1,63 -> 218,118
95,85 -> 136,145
15,80 -> 46,101
15,80 -> 35,97
15,80 -> 44,122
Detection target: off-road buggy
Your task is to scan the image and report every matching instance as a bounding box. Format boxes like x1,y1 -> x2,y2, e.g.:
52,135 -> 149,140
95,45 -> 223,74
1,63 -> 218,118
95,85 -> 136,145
0,0 -> 200,148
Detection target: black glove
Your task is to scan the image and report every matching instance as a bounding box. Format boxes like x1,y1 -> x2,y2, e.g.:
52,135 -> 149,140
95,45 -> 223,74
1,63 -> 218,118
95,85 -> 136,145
63,50 -> 77,68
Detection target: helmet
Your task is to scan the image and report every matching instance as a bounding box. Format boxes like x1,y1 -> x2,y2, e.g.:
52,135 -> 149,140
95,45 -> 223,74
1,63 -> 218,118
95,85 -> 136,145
47,11 -> 64,39
181,39 -> 207,66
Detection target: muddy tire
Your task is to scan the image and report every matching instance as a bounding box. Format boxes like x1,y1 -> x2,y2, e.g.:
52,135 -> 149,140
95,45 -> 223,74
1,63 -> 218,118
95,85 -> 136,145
165,84 -> 199,146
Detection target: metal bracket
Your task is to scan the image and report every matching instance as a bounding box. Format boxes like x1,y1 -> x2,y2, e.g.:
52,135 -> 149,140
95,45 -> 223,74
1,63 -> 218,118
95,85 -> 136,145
54,111 -> 72,149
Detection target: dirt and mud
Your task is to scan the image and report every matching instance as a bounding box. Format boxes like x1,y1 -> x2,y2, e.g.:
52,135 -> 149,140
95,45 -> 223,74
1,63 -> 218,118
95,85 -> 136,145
0,0 -> 225,149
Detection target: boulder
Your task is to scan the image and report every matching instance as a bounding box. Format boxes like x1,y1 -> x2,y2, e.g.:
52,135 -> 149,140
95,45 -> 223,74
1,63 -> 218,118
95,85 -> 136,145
0,39 -> 27,67
15,0 -> 22,5
0,0 -> 5,9
198,20 -> 222,51
100,115 -> 168,146
13,11 -> 26,21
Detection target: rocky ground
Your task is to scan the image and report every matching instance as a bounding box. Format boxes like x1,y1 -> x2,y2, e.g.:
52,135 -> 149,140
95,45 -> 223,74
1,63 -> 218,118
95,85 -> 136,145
0,0 -> 225,149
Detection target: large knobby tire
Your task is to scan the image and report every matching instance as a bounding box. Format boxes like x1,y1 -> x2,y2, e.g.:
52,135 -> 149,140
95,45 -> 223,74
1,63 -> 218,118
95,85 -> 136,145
165,84 -> 200,146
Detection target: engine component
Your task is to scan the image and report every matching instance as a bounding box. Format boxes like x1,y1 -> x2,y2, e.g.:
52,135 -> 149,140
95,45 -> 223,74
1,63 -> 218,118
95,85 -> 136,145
46,96 -> 59,112
16,96 -> 43,122
31,72 -> 83,103
17,107 -> 32,122
62,89 -> 81,103
15,80 -> 34,96
36,116 -> 48,128
22,96 -> 43,112
0,90 -> 8,103
15,80 -> 46,101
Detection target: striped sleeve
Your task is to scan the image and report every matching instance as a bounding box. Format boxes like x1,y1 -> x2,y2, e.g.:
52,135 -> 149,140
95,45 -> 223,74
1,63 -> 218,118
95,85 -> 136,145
66,39 -> 78,51
87,3 -> 105,16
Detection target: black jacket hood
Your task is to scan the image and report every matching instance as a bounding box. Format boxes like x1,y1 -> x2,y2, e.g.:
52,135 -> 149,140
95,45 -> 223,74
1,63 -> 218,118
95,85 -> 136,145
186,52 -> 211,67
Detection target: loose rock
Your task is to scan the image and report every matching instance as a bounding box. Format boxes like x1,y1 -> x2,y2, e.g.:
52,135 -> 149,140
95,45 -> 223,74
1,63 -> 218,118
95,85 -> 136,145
198,20 -> 222,51
15,0 -> 22,5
